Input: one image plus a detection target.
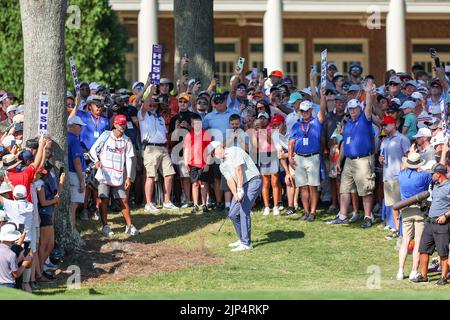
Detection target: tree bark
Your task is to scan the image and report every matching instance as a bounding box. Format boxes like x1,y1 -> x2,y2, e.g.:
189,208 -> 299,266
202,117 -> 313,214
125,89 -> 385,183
174,0 -> 215,87
20,0 -> 84,252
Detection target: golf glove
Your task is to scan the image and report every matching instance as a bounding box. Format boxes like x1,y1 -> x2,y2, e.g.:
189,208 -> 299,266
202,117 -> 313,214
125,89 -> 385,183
236,188 -> 244,201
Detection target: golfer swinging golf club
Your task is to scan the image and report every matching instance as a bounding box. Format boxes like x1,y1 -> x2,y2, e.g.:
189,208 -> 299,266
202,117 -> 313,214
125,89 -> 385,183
208,141 -> 262,251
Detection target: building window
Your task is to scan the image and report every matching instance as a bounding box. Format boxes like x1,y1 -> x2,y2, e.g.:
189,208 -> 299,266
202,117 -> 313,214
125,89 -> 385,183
249,38 -> 305,88
411,40 -> 450,74
214,38 -> 240,88
313,39 -> 368,78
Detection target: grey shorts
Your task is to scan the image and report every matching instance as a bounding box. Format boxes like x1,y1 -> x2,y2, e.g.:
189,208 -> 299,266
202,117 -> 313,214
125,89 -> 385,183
98,183 -> 127,199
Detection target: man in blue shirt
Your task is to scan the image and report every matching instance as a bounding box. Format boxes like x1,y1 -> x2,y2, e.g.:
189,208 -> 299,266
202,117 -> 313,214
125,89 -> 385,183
288,87 -> 326,221
327,80 -> 376,228
76,95 -> 111,152
413,163 -> 450,285
396,152 -> 432,282
203,93 -> 239,210
67,115 -> 87,227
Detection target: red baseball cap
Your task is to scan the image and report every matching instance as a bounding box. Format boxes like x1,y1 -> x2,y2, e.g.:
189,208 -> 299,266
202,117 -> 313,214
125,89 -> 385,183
270,115 -> 285,125
381,116 -> 396,125
270,70 -> 284,78
114,114 -> 127,125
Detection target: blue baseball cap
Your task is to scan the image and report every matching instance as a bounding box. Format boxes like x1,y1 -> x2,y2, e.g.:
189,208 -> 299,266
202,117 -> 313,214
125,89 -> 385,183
288,92 -> 303,104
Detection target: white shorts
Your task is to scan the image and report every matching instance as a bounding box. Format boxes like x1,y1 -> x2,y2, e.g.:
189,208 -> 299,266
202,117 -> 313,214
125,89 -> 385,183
294,154 -> 321,187
69,172 -> 85,203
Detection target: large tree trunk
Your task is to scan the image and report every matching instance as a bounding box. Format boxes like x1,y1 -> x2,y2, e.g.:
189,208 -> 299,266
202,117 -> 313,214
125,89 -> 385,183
20,0 -> 84,252
174,0 -> 215,87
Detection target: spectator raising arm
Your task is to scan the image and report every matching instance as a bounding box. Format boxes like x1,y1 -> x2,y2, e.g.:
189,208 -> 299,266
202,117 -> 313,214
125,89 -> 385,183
435,65 -> 449,93
309,68 -> 320,105
229,67 -> 241,101
318,87 -> 327,124
31,136 -> 49,169
364,78 -> 376,120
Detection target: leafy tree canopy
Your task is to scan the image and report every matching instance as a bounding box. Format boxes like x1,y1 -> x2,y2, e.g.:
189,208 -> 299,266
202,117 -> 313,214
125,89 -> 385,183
0,0 -> 129,100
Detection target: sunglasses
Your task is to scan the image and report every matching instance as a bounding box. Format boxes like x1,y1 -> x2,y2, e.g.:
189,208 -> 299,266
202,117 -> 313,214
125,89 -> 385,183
389,83 -> 399,86
178,100 -> 189,104
213,99 -> 224,104
248,92 -> 255,96
197,101 -> 208,105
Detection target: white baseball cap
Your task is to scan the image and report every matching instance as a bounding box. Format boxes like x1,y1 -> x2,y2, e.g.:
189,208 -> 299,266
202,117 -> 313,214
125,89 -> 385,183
0,223 -> 20,242
411,92 -> 424,101
412,127 -> 432,139
6,105 -> 17,114
68,116 -> 87,127
13,185 -> 27,200
299,101 -> 313,111
346,99 -> 361,109
400,101 -> 416,110
431,134 -> 447,147
257,112 -> 270,119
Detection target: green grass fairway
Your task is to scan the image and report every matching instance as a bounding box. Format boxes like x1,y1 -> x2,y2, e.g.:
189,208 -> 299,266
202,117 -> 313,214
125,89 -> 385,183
1,206 -> 447,300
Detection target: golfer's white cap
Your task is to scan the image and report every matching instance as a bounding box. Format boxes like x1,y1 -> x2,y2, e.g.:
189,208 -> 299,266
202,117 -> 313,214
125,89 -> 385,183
207,141 -> 222,155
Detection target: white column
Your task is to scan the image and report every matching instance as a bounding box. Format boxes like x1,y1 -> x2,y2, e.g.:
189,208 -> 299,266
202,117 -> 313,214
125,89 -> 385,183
138,0 -> 158,82
386,0 -> 406,72
263,0 -> 283,73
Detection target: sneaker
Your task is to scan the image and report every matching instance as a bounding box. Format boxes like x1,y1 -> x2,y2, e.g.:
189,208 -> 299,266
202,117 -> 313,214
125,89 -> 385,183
327,205 -> 338,214
299,213 -> 310,221
385,230 -> 399,240
278,205 -> 285,211
384,225 -> 391,230
31,281 -> 41,291
181,202 -> 190,209
263,207 -> 270,216
216,203 -> 225,210
436,277 -> 448,286
228,240 -> 241,248
326,217 -> 349,225
44,260 -> 58,271
202,205 -> 209,214
92,209 -> 100,221
409,271 -> 419,281
285,207 -> 295,216
410,274 -> 429,283
80,209 -> 89,221
125,225 -> 139,236
163,202 -> 179,210
231,243 -> 252,252
396,270 -> 405,281
144,203 -> 160,213
191,205 -> 199,214
307,214 -> 315,222
102,224 -> 114,237
273,207 -> 280,216
348,212 -> 361,224
360,216 -> 373,229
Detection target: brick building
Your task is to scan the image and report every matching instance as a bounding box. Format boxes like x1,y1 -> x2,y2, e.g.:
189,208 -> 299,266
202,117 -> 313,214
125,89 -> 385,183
110,0 -> 450,88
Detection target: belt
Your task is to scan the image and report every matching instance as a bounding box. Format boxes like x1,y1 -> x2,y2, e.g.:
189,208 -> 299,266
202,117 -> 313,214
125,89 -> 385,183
349,153 -> 372,160
425,217 -> 440,224
144,142 -> 166,147
296,152 -> 319,158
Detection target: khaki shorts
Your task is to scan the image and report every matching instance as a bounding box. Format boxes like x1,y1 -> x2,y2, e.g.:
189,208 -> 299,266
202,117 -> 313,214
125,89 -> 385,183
383,179 -> 401,207
69,172 -> 86,203
340,156 -> 375,196
401,207 -> 425,241
294,154 -> 320,187
143,146 -> 176,178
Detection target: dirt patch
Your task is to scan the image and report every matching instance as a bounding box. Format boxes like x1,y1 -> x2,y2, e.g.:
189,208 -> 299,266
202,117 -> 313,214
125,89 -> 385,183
55,238 -> 221,285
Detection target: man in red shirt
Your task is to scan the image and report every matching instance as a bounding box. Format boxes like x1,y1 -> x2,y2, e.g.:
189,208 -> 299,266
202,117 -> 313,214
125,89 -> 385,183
4,136 -> 48,202
183,113 -> 211,214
